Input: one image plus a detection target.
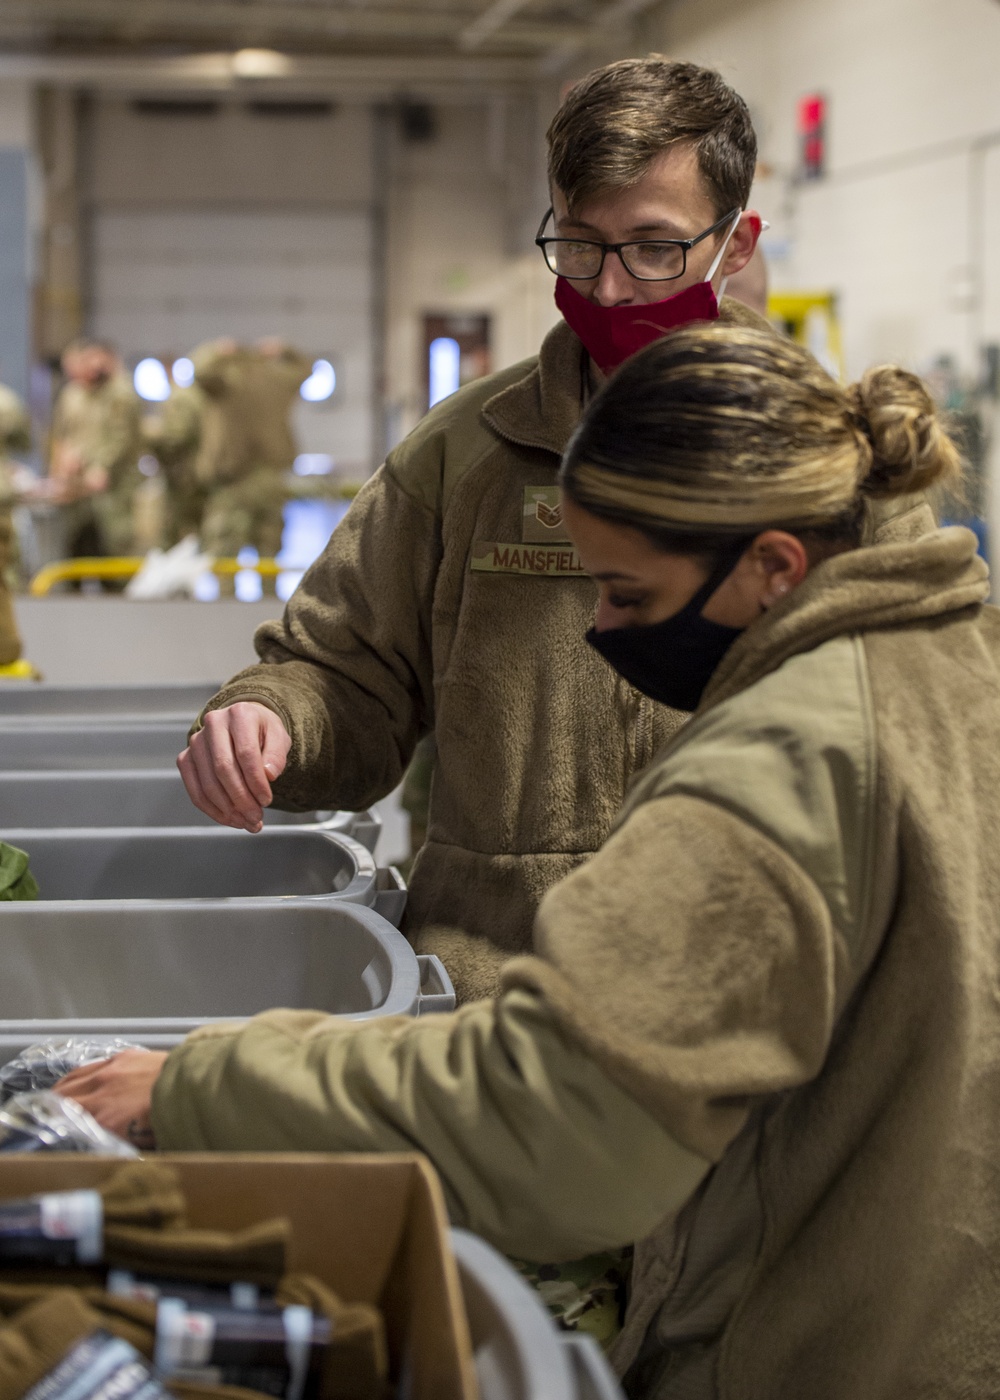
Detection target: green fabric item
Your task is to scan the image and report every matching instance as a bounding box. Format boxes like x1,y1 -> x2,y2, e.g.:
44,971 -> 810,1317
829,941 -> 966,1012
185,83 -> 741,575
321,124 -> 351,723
0,843 -> 37,901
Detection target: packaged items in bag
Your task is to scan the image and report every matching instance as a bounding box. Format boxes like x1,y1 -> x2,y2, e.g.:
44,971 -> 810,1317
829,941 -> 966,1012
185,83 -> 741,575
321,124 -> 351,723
0,1094 -> 136,1158
0,1040 -> 143,1104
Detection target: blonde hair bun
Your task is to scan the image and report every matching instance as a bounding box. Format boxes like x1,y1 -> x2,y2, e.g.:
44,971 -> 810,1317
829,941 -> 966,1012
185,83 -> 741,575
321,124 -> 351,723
848,365 -> 962,499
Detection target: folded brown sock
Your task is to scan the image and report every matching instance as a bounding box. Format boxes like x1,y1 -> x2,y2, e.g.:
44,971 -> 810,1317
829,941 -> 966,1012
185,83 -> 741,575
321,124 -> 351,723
99,1164 -> 187,1231
277,1275 -> 389,1400
0,1282 -> 156,1357
0,1291 -> 101,1400
104,1218 -> 290,1288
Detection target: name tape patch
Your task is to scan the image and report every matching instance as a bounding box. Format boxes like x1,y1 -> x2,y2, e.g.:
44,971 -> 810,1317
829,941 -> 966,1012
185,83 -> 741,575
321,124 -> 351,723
470,542 -> 587,577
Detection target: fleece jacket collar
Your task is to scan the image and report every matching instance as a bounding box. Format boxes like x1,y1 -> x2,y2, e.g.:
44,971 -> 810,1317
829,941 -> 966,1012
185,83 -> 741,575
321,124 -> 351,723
702,526 -> 990,713
481,296 -> 775,459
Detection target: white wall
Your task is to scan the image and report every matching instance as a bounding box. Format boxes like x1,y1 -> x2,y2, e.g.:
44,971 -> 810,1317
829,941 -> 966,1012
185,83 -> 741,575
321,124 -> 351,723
652,0 -> 1000,379
86,98 -> 376,471
383,99 -> 559,445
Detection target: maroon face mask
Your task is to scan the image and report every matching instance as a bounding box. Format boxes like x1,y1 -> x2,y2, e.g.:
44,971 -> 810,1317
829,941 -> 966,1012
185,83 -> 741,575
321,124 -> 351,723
555,275 -> 721,376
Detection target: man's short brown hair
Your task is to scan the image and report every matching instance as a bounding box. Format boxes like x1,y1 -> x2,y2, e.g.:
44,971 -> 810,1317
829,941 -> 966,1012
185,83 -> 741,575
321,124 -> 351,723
547,56 -> 757,218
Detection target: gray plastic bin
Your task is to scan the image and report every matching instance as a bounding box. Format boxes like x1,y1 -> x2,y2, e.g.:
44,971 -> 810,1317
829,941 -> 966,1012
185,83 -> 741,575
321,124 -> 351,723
0,826 -> 408,914
0,900 -> 455,1062
450,1231 -> 625,1400
0,682 -> 217,724
0,769 -> 381,851
0,722 -> 190,771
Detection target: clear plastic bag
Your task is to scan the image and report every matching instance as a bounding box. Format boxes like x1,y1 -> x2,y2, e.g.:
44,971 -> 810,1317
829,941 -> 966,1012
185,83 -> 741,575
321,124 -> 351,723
0,1037 -> 143,1103
0,1091 -> 138,1156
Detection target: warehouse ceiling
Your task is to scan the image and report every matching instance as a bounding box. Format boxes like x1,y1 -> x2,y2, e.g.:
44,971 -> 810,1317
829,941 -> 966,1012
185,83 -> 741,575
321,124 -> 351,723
0,0 -> 667,94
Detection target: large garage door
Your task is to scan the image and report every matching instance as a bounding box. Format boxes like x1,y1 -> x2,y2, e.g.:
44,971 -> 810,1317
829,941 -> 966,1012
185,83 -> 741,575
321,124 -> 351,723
90,207 -> 373,472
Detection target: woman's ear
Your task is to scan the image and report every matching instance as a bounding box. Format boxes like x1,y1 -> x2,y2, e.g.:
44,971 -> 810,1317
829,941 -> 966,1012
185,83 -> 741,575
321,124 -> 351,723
753,530 -> 809,607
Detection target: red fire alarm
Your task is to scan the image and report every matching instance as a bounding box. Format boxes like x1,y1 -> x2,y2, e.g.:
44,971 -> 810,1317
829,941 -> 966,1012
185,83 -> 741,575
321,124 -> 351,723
798,93 -> 826,180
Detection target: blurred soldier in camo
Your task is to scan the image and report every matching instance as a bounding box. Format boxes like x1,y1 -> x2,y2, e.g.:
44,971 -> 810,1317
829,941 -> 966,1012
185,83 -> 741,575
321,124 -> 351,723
143,379 -> 208,546
0,385 -> 66,668
192,338 -> 311,582
49,339 -> 144,559
0,386 -> 31,664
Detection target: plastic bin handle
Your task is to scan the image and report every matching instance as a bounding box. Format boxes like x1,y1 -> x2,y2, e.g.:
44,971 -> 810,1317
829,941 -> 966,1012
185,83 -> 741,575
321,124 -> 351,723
561,1334 -> 627,1400
415,954 -> 456,1015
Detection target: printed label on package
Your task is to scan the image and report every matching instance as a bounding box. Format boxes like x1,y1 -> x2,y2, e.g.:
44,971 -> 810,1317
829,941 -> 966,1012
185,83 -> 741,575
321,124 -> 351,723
23,1332 -> 167,1400
0,1190 -> 102,1265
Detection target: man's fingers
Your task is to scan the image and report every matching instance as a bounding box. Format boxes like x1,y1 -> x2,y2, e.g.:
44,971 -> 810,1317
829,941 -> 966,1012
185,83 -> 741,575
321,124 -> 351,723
187,738 -> 261,831
177,748 -> 248,830
197,714 -> 264,826
227,708 -> 278,808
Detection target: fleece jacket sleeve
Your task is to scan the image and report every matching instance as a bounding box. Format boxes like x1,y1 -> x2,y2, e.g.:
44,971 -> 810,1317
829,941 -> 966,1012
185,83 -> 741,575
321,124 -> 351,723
150,988 -> 711,1264
200,463 -> 441,813
503,794 -> 845,1162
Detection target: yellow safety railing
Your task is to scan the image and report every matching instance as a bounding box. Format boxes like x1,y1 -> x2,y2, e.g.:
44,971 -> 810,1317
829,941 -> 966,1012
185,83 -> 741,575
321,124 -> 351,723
29,556 -> 283,598
0,659 -> 41,680
767,290 -> 845,380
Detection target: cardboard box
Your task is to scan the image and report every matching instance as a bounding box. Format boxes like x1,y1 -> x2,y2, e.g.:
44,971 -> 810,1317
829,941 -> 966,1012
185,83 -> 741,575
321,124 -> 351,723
0,1152 -> 478,1400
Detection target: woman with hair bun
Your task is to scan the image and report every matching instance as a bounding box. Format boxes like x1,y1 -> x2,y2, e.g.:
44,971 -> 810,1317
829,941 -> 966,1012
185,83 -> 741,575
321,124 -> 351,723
57,327 -> 998,1400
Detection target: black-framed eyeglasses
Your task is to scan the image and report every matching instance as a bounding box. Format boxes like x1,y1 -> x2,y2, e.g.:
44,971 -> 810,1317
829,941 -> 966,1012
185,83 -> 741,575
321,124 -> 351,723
534,206 -> 740,282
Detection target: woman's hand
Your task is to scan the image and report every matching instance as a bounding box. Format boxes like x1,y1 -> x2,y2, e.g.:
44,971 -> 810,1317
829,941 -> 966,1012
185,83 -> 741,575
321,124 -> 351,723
177,702 -> 292,832
55,1050 -> 169,1151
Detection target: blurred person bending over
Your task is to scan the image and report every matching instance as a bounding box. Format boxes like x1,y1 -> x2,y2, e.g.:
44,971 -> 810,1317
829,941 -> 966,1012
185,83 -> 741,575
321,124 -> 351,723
64,328 -> 993,1400
143,378 -> 208,546
49,339 -> 144,559
181,57 -> 768,1003
191,337 -> 311,575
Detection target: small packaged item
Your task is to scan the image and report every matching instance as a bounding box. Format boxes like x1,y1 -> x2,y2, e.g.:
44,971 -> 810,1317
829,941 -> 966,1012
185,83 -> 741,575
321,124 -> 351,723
23,1329 -> 168,1400
154,1295 -> 331,1400
0,1093 -> 137,1158
0,1190 -> 103,1267
0,1040 -> 144,1104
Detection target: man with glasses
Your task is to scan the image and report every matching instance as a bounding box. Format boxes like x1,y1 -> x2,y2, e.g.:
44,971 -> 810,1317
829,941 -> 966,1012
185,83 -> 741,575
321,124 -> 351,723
179,56 -> 766,1004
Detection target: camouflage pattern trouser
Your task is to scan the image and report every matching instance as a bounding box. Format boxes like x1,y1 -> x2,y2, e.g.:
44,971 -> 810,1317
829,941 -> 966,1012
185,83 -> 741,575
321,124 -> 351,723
509,1248 -> 632,1351
200,469 -> 287,559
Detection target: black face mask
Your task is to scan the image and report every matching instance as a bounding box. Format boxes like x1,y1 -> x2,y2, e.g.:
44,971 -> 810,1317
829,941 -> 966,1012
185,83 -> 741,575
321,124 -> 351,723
586,543 -> 749,712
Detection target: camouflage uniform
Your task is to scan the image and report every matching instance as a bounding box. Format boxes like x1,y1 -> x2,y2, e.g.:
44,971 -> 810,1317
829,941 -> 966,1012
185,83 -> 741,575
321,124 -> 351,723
143,383 -> 208,546
50,373 -> 144,557
0,385 -> 31,666
509,1250 -> 631,1351
193,341 -> 311,562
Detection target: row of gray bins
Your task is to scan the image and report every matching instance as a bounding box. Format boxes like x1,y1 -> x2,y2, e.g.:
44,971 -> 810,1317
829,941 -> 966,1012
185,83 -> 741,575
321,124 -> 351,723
0,680 -> 456,1062
0,681 -> 627,1400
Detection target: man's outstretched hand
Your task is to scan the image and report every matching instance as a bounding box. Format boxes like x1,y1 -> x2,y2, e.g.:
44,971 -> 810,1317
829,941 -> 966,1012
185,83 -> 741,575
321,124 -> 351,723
178,702 -> 292,832
55,1050 -> 170,1151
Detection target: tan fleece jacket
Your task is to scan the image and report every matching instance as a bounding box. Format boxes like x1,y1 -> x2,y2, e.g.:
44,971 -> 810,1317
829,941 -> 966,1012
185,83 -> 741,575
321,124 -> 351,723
201,303 -> 769,1002
157,524 -> 998,1398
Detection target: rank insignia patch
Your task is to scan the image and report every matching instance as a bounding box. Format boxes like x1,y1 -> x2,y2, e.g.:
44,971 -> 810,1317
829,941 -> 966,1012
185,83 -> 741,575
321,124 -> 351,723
522,485 -> 570,543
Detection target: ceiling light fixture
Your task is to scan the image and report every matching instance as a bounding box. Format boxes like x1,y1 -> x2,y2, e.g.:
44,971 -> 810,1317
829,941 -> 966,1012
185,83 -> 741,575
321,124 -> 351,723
231,49 -> 292,80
